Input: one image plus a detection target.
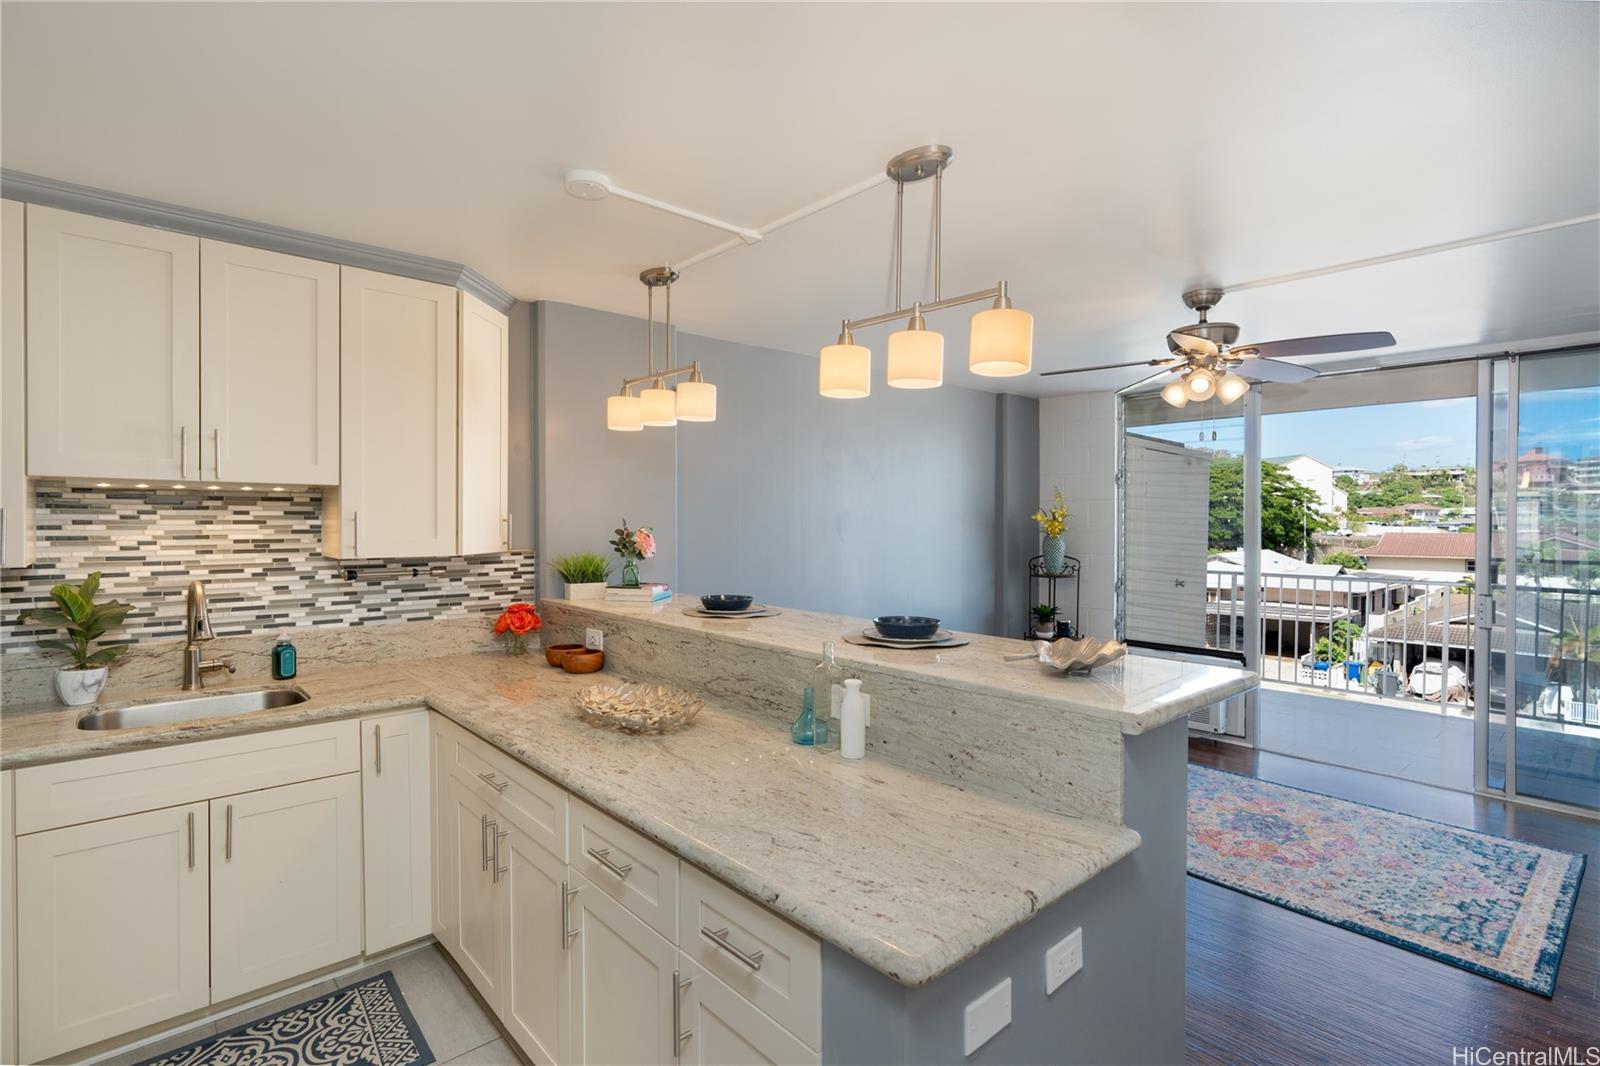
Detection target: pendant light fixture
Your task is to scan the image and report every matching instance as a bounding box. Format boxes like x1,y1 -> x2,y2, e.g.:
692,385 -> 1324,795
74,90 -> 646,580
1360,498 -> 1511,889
605,267 -> 718,431
820,146 -> 1032,396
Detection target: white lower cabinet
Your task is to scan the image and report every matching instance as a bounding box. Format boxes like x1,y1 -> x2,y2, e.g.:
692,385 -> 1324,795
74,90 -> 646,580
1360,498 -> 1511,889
363,708 -> 433,953
446,771 -> 506,1011
502,821 -> 570,1065
210,774 -> 364,1001
16,802 -> 211,1062
676,955 -> 818,1066
567,868 -> 678,1066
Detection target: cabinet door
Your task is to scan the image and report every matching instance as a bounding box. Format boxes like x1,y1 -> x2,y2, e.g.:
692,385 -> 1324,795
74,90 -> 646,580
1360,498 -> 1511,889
432,716 -> 457,952
210,774 -> 363,1001
676,956 -> 818,1066
458,290 -> 509,555
15,802 -> 210,1062
501,822 -> 569,1065
25,205 -> 199,480
444,771 -> 504,1013
1,200 -> 30,567
1,771 -> 16,1066
363,709 -> 433,953
567,869 -> 676,1066
337,266 -> 457,558
200,240 -> 339,485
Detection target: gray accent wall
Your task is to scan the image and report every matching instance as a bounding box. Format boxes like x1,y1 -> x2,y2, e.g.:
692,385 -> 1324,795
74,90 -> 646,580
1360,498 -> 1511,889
533,301 -> 1039,635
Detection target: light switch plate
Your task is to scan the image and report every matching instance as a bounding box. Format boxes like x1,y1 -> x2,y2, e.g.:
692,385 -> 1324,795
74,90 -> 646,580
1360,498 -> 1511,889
1046,928 -> 1082,994
963,977 -> 1011,1056
585,627 -> 604,651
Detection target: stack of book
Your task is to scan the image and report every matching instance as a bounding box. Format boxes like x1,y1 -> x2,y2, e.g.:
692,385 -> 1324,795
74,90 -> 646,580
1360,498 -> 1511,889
604,583 -> 671,603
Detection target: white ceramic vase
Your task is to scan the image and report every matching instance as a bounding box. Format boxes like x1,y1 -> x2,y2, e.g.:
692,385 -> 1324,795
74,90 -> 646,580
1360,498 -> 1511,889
55,666 -> 108,707
566,581 -> 606,601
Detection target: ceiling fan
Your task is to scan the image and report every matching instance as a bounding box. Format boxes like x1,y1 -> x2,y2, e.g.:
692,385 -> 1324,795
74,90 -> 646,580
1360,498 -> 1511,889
1039,288 -> 1396,408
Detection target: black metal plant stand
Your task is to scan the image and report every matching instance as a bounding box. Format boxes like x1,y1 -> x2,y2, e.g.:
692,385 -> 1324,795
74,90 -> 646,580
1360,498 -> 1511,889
1027,555 -> 1082,640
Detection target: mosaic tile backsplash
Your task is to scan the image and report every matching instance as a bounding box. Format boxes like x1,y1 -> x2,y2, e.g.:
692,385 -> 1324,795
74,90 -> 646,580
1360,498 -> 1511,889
0,483 -> 536,655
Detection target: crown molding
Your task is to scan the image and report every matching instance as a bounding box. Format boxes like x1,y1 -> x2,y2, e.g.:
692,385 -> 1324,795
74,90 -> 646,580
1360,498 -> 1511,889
0,169 -> 516,313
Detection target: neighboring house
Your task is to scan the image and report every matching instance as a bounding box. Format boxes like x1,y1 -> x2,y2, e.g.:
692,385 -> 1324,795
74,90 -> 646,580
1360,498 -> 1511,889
1402,502 -> 1443,523
1205,549 -> 1410,656
1358,531 -> 1477,577
1269,454 -> 1348,515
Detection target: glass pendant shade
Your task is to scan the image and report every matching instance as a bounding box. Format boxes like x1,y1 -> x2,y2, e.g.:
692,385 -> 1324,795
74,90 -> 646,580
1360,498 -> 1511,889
1160,377 -> 1190,408
607,393 -> 643,431
968,306 -> 1033,376
1185,367 -> 1216,400
640,382 -> 677,426
819,340 -> 871,398
676,379 -> 717,422
1215,371 -> 1249,404
886,318 -> 944,389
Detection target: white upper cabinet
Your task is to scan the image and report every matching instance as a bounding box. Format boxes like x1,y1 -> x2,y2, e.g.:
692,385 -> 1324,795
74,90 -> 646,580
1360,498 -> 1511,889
2,200 -> 32,567
25,205 -> 199,481
333,266 -> 458,558
458,290 -> 510,555
200,240 -> 339,485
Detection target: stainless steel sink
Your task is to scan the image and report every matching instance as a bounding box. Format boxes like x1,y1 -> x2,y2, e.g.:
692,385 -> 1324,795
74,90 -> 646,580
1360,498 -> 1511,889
75,687 -> 310,730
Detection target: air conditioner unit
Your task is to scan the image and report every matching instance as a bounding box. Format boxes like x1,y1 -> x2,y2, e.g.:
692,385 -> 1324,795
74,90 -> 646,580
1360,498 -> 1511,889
1188,701 -> 1228,734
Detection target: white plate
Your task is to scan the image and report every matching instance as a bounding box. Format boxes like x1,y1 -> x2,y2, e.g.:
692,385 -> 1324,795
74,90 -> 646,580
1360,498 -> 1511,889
844,629 -> 970,650
863,626 -> 954,645
683,605 -> 780,618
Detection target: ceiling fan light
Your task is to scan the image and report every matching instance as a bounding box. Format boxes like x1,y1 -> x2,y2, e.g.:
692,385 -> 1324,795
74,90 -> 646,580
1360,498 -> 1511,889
887,307 -> 943,389
1185,367 -> 1216,400
640,380 -> 678,426
1215,371 -> 1249,404
676,379 -> 717,422
607,392 -> 643,431
968,300 -> 1033,377
819,331 -> 871,398
1160,377 -> 1190,408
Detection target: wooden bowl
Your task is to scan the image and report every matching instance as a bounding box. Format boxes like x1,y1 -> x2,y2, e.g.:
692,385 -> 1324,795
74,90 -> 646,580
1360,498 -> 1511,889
562,649 -> 605,674
545,642 -> 584,667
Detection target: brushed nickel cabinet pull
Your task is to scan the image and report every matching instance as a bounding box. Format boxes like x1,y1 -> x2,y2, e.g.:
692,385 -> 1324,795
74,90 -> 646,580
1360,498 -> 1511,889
225,803 -> 233,862
481,813 -> 492,871
352,512 -> 359,558
477,771 -> 509,794
373,722 -> 382,775
492,828 -> 508,883
673,971 -> 694,1056
507,513 -> 514,550
180,425 -> 187,478
187,811 -> 195,871
586,846 -> 633,880
562,881 -> 580,948
213,428 -> 222,480
701,926 -> 764,971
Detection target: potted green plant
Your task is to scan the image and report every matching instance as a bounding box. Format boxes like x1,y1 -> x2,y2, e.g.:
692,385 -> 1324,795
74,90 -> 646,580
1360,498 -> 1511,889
1031,603 -> 1059,641
553,552 -> 612,600
17,572 -> 133,706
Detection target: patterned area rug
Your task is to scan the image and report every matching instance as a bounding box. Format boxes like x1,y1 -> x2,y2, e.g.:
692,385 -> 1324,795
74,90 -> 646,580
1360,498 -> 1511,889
137,972 -> 433,1066
1188,765 -> 1586,996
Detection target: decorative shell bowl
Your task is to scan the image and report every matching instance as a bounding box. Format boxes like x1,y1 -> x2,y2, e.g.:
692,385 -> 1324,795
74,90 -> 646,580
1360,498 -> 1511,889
574,682 -> 704,734
1040,636 -> 1127,674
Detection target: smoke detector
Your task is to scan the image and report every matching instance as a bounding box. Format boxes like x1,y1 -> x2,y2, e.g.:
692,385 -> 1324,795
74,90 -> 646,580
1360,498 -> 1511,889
563,169 -> 612,201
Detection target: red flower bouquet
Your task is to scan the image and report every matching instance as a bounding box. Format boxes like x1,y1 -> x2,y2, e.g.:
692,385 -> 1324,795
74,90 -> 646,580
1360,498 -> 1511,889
493,601 -> 542,656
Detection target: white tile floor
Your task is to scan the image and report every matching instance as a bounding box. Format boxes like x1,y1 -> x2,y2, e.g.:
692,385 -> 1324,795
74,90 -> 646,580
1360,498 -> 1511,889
99,943 -> 523,1066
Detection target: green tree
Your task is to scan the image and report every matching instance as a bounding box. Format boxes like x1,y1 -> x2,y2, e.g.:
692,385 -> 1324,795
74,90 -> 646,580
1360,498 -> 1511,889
1320,550 -> 1367,570
1209,457 -> 1334,557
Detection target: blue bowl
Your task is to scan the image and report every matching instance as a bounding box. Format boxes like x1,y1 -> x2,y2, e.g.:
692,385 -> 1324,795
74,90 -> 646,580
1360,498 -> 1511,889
701,594 -> 754,613
873,615 -> 941,640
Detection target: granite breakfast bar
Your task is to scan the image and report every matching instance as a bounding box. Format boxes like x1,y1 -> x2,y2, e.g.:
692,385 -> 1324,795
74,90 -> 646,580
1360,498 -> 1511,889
1,603 -> 1255,1064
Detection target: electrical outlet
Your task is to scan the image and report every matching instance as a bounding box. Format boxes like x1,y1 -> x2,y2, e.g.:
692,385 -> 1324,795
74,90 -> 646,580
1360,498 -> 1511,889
585,627 -> 604,651
1045,928 -> 1082,995
963,978 -> 1012,1056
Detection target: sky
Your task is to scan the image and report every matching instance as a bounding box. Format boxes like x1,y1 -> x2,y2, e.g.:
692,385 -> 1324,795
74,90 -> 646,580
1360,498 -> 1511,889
1130,386 -> 1599,472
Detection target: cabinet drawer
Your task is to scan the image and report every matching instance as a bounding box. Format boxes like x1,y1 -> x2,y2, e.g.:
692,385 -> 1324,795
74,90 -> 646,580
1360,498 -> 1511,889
678,955 -> 819,1066
571,796 -> 678,942
437,717 -> 566,861
679,863 -> 820,1050
14,720 -> 360,835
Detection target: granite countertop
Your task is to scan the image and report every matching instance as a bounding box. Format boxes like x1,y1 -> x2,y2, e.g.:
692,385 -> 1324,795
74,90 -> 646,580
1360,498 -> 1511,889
548,596 -> 1258,735
0,653 -> 1140,987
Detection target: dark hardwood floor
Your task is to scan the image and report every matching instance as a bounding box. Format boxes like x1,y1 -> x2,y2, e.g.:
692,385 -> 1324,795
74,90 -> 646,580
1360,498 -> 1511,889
1186,739 -> 1599,1066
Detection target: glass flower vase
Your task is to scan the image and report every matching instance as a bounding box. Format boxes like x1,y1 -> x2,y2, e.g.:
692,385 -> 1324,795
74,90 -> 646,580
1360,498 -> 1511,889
621,559 -> 640,588
504,633 -> 528,656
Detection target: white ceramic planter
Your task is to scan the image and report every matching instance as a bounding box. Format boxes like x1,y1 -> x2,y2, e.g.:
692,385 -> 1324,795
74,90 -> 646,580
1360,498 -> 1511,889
55,666 -> 108,707
566,581 -> 606,601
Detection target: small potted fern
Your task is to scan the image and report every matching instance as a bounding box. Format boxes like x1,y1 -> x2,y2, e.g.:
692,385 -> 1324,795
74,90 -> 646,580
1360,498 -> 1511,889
553,552 -> 612,600
17,572 -> 133,706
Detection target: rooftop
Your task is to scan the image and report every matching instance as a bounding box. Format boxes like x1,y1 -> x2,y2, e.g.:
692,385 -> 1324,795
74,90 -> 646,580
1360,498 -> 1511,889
1359,531 -> 1477,559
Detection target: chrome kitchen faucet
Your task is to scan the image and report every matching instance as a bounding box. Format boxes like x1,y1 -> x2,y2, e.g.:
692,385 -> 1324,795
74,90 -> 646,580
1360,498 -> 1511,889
182,580 -> 236,690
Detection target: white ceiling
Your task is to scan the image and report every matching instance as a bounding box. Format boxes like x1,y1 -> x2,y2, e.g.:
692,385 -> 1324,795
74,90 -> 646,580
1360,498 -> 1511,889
4,2 -> 1597,396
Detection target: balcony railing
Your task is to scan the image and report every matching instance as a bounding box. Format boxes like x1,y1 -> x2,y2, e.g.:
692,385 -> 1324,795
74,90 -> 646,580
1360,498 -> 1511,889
1203,570 -> 1599,728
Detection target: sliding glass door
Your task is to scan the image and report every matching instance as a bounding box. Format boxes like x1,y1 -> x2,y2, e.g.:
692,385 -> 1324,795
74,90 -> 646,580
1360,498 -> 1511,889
1480,349 -> 1600,812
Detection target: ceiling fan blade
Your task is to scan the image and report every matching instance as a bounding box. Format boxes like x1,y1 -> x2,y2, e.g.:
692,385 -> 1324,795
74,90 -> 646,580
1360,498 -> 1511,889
1239,331 -> 1396,360
1168,331 -> 1218,358
1039,358 -> 1168,377
1236,358 -> 1318,383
